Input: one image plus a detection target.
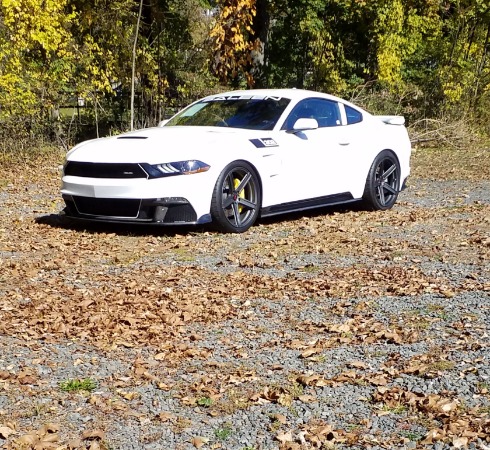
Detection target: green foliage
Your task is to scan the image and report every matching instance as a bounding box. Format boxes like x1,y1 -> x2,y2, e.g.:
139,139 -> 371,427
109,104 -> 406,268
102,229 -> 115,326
0,0 -> 76,116
1,0 -> 490,140
214,423 -> 233,440
197,396 -> 214,407
59,378 -> 97,392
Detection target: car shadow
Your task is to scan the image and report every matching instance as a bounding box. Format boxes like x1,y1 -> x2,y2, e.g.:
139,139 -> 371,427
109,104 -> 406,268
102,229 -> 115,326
35,214 -> 208,237
36,200 -> 367,236
256,200 -> 366,227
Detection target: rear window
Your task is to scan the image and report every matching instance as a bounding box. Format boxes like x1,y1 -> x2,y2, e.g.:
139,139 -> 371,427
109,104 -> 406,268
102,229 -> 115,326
345,105 -> 363,125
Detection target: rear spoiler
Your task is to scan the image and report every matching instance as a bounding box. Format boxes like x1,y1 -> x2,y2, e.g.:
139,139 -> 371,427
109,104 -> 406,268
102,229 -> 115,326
376,115 -> 405,126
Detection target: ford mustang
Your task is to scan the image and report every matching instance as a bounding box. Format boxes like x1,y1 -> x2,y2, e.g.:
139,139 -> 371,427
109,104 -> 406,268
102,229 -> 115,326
61,89 -> 411,233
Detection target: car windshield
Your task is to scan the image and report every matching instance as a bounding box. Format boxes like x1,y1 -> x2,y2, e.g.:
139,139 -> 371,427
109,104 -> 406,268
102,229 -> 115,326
165,96 -> 291,130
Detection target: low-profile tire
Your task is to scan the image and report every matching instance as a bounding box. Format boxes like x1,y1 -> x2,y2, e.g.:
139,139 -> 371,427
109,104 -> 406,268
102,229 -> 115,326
210,161 -> 262,233
363,150 -> 401,211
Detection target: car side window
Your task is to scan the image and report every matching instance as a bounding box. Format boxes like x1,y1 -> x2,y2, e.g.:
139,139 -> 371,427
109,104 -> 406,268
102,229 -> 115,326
282,98 -> 341,130
345,105 -> 363,124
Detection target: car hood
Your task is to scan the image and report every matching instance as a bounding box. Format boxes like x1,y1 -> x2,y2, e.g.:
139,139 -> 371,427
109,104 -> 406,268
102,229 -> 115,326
67,126 -> 271,164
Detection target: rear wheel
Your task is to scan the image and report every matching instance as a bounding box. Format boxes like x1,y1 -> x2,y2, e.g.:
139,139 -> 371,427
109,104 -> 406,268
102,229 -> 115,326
363,150 -> 400,210
210,161 -> 261,233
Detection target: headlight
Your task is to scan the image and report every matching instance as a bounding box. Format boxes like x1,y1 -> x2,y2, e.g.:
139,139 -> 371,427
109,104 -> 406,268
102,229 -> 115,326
141,160 -> 210,179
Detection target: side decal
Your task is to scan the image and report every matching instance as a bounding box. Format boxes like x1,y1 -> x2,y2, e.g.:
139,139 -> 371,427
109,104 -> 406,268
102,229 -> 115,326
250,138 -> 279,148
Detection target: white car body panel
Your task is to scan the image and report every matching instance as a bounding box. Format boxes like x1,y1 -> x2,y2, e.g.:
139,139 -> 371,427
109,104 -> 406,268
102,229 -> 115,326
61,88 -> 411,231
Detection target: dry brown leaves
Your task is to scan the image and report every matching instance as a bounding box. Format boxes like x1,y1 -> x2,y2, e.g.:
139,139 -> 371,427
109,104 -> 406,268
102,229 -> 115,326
0,240 -> 466,348
0,145 -> 489,448
0,422 -> 105,449
411,146 -> 490,180
373,386 -> 490,447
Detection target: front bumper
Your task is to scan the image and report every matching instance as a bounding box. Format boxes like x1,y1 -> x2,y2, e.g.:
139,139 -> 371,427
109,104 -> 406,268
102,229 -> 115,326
61,168 -> 217,225
62,194 -> 211,225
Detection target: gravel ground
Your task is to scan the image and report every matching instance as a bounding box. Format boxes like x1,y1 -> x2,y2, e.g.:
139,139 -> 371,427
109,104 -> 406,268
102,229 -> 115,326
0,157 -> 489,450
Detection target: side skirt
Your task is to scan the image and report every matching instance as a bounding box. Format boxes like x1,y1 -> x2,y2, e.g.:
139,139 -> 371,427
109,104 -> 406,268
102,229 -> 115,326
260,192 -> 357,218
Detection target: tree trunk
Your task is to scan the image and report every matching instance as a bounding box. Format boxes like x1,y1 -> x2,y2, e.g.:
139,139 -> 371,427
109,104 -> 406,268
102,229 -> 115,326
252,0 -> 270,87
131,0 -> 144,131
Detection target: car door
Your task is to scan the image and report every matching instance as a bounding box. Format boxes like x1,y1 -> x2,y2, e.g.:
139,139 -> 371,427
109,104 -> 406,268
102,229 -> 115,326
275,98 -> 355,204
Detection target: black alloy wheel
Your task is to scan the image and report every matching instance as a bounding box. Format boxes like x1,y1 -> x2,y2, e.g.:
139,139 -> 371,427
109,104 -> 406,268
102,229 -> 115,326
210,161 -> 261,233
363,150 -> 401,210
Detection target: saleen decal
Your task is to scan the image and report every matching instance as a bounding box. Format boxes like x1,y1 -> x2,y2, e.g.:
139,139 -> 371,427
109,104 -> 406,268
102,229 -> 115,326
250,138 -> 279,148
208,95 -> 283,102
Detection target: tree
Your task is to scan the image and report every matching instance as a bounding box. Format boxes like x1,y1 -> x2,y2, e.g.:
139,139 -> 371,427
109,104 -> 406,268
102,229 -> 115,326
0,0 -> 77,118
438,0 -> 490,111
2,0 -> 490,142
210,0 -> 261,86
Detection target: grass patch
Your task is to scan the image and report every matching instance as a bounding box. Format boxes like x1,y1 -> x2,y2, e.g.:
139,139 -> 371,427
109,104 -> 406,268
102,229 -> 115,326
400,430 -> 424,441
425,360 -> 455,372
477,405 -> 490,414
170,248 -> 196,262
59,378 -> 97,393
375,403 -> 408,415
298,264 -> 321,273
214,388 -> 253,414
171,417 -> 192,433
396,310 -> 434,331
426,303 -> 448,319
477,382 -> 490,394
214,423 -> 233,441
197,396 -> 213,408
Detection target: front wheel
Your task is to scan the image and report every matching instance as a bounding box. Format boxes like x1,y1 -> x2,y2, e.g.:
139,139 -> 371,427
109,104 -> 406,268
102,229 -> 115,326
363,150 -> 400,210
210,161 -> 262,233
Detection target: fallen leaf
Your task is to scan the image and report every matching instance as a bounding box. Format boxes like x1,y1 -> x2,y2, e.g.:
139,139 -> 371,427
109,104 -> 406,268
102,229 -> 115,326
348,361 -> 368,369
82,429 -> 105,440
157,412 -> 175,422
298,394 -> 316,403
0,426 -> 15,439
271,413 -> 287,424
0,371 -> 10,380
276,430 -> 294,444
191,436 -> 209,448
453,436 -> 468,448
301,347 -> 321,358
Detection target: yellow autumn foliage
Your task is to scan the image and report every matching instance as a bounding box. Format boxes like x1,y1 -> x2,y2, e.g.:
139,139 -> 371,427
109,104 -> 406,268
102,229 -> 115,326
210,0 -> 260,86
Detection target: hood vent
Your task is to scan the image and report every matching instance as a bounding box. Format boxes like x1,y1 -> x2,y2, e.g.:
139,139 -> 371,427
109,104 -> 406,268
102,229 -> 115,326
117,136 -> 148,139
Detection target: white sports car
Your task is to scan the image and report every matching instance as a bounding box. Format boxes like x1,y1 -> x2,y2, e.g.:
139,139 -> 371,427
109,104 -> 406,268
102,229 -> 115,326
61,89 -> 411,233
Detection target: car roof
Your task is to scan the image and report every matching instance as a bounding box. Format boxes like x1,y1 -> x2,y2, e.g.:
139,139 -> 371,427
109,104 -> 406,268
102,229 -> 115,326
204,88 -> 341,102
201,88 -> 366,112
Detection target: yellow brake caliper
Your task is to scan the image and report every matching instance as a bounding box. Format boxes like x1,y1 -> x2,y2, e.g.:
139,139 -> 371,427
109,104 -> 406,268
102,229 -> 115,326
233,178 -> 245,213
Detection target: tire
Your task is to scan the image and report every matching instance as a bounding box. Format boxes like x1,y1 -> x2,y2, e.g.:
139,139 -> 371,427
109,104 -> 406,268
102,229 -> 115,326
210,161 -> 262,233
363,150 -> 401,210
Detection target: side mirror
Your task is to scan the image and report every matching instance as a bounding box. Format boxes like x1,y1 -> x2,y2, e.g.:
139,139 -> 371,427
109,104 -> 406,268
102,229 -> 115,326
290,118 -> 318,133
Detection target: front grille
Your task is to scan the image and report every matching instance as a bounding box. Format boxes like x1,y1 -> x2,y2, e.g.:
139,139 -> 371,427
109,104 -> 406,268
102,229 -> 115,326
65,162 -> 147,179
73,196 -> 141,217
